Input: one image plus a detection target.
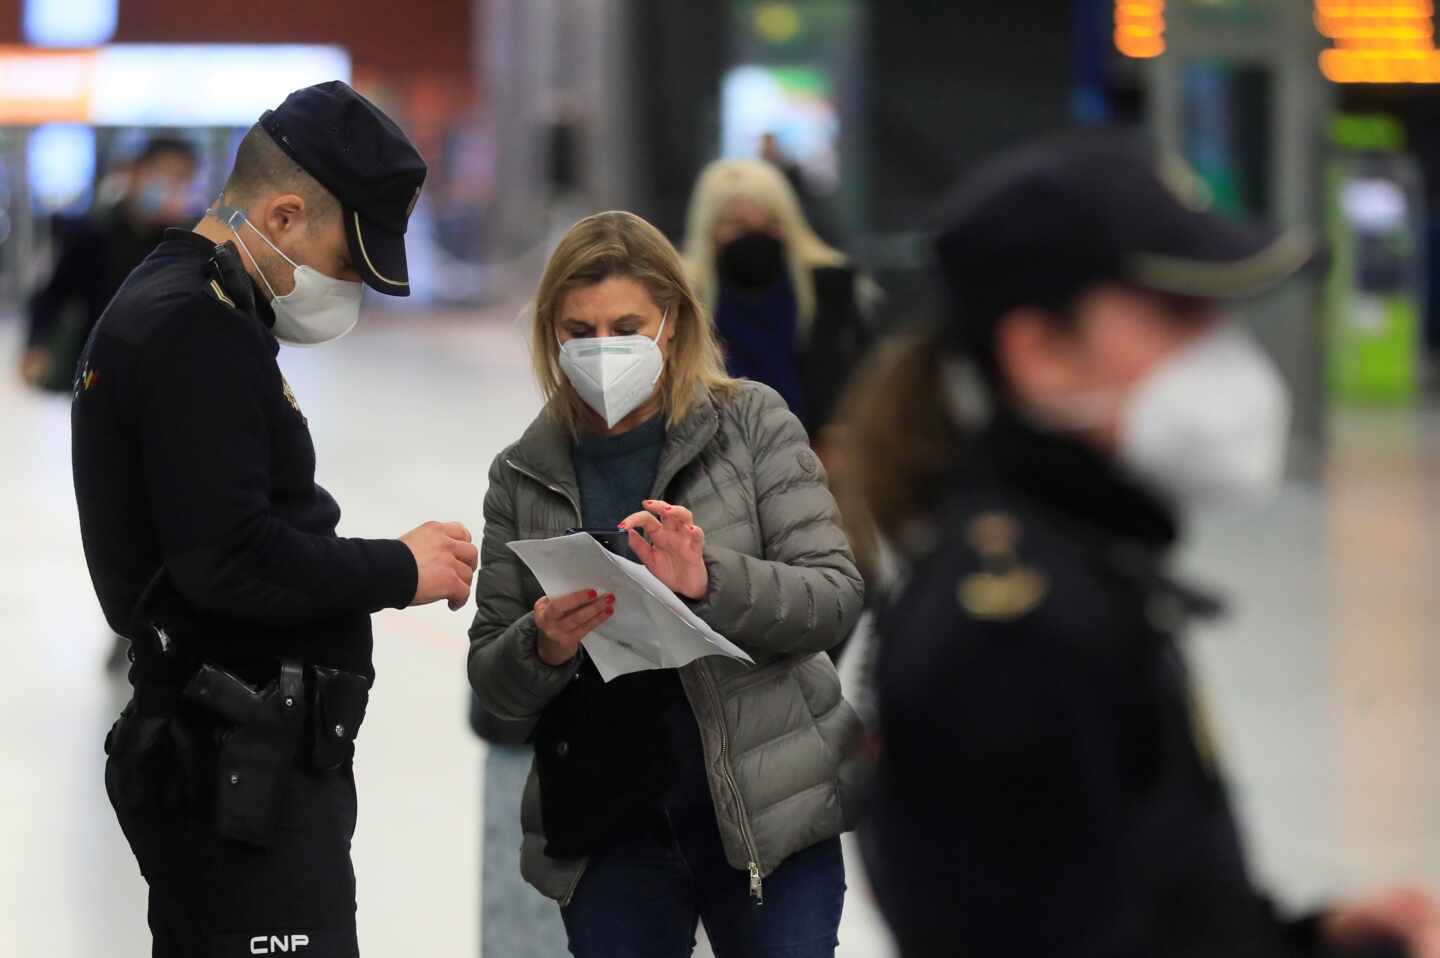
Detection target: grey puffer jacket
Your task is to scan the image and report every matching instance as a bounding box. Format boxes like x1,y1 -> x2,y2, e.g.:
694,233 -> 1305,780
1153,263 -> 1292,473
468,381 -> 865,905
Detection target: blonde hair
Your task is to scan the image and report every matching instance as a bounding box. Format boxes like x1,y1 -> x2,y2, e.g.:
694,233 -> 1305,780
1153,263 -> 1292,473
682,158 -> 846,337
532,210 -> 739,434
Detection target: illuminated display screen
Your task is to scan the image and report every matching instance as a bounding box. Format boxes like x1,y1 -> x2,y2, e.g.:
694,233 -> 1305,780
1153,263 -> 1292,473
721,64 -> 840,189
1316,0 -> 1440,83
1113,1 -> 1440,83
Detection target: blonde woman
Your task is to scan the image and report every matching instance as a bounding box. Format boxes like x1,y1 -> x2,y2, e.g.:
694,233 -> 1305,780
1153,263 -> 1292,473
468,210 -> 864,957
682,158 -> 875,457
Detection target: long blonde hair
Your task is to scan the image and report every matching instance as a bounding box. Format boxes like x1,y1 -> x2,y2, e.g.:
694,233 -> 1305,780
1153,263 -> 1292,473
682,158 -> 846,337
532,210 -> 738,434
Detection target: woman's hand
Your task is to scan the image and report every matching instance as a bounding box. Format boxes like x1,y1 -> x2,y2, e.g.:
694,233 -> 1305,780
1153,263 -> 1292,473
534,589 -> 615,666
1324,885 -> 1440,958
620,500 -> 708,600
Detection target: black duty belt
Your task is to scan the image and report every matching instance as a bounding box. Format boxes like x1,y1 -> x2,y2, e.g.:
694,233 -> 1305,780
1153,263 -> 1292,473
110,658 -> 371,847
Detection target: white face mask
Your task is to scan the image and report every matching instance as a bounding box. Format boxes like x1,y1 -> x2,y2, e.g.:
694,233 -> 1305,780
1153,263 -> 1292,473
1024,324 -> 1291,505
1120,324 -> 1292,504
221,208 -> 364,347
557,310 -> 668,429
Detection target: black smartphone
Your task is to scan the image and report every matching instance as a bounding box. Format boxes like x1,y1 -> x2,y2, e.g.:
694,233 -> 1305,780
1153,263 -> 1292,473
566,527 -> 636,561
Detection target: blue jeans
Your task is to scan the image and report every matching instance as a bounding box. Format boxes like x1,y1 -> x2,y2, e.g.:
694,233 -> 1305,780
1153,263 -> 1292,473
560,801 -> 846,958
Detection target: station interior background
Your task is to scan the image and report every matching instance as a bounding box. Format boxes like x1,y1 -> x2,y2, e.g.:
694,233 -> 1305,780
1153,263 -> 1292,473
5,0 -> 1440,955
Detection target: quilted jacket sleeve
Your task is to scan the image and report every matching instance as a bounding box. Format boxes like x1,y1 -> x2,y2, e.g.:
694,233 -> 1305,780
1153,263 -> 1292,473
690,383 -> 865,655
467,452 -> 580,721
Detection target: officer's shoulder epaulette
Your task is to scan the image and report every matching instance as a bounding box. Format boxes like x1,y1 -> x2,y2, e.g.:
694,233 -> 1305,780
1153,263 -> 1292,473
954,508 -> 1050,624
204,240 -> 258,320
207,278 -> 238,310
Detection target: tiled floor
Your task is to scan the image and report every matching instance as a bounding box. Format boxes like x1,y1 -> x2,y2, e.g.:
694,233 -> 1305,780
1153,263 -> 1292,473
2,308 -> 1436,956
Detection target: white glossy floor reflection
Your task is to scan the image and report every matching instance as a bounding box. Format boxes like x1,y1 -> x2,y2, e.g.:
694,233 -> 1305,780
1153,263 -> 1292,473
2,308 -> 1438,956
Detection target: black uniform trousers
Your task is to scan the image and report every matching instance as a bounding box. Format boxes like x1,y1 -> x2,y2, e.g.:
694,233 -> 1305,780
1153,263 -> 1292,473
105,708 -> 359,958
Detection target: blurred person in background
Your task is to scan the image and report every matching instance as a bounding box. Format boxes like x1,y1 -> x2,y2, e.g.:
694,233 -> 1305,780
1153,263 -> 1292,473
74,82 -> 478,957
759,133 -> 804,199
850,132 -> 1440,958
758,132 -> 838,244
20,136 -> 198,392
467,210 -> 864,957
682,157 -> 875,469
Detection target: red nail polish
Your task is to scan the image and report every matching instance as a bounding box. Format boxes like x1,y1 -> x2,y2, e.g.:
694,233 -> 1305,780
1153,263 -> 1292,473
587,590 -> 597,600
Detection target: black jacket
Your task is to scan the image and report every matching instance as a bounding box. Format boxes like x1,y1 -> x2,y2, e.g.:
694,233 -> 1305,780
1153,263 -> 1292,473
71,229 -> 417,691
798,265 -> 872,438
26,208 -> 167,391
861,414 -> 1403,958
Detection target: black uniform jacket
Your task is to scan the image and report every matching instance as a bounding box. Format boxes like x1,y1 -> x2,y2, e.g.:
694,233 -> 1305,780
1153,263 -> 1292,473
862,413 -> 1404,958
71,229 -> 417,691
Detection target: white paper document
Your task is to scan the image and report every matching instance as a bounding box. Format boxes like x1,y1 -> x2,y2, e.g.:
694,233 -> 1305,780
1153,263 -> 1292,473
507,533 -> 755,682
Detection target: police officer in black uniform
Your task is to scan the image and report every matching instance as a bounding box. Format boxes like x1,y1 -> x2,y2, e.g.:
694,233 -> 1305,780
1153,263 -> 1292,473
72,82 -> 480,957
852,133 -> 1437,958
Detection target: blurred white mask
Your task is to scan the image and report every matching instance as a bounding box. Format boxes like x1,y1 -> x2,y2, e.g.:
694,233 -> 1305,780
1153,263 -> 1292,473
1120,324 -> 1292,504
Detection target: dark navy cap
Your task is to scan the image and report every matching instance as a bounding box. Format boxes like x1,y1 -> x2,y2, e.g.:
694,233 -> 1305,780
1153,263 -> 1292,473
260,81 -> 427,296
934,130 -> 1316,328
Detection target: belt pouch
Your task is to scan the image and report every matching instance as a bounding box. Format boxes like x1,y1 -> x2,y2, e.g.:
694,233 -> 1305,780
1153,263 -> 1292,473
311,666 -> 371,771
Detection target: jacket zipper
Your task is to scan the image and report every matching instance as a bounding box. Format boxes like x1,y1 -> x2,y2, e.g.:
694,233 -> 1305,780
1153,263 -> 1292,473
697,667 -> 765,905
652,436 -> 763,901
652,436 -> 765,905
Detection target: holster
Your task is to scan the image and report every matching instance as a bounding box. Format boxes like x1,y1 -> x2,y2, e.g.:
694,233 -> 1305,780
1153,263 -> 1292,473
183,659 -> 306,847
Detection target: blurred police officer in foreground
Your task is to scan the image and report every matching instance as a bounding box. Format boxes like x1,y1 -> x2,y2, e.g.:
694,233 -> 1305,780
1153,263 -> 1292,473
849,132 -> 1439,958
22,136 -> 198,392
72,82 -> 478,957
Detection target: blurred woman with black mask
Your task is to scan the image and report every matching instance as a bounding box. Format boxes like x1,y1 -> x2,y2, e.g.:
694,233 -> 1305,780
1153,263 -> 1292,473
683,158 -> 876,467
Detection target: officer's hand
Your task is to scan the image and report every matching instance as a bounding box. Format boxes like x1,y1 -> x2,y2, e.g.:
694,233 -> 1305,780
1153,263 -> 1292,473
534,589 -> 614,667
401,521 -> 478,611
1324,885 -> 1440,958
19,348 -> 52,386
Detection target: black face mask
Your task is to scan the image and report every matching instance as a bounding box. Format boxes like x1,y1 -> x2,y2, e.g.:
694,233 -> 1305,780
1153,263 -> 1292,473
717,231 -> 786,290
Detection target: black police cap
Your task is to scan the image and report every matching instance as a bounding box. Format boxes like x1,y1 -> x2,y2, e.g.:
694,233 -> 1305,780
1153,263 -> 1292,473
933,130 -> 1316,327
260,81 -> 427,297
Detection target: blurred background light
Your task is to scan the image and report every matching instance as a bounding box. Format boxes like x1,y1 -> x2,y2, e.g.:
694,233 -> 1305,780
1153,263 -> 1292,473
1115,0 -> 1166,59
754,2 -> 802,45
27,123 -> 94,214
88,45 -> 351,126
0,45 -> 351,126
1342,176 -> 1409,231
23,0 -> 117,48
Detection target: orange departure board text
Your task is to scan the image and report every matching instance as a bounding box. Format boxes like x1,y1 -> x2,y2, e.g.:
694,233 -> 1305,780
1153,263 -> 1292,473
1317,0 -> 1440,82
